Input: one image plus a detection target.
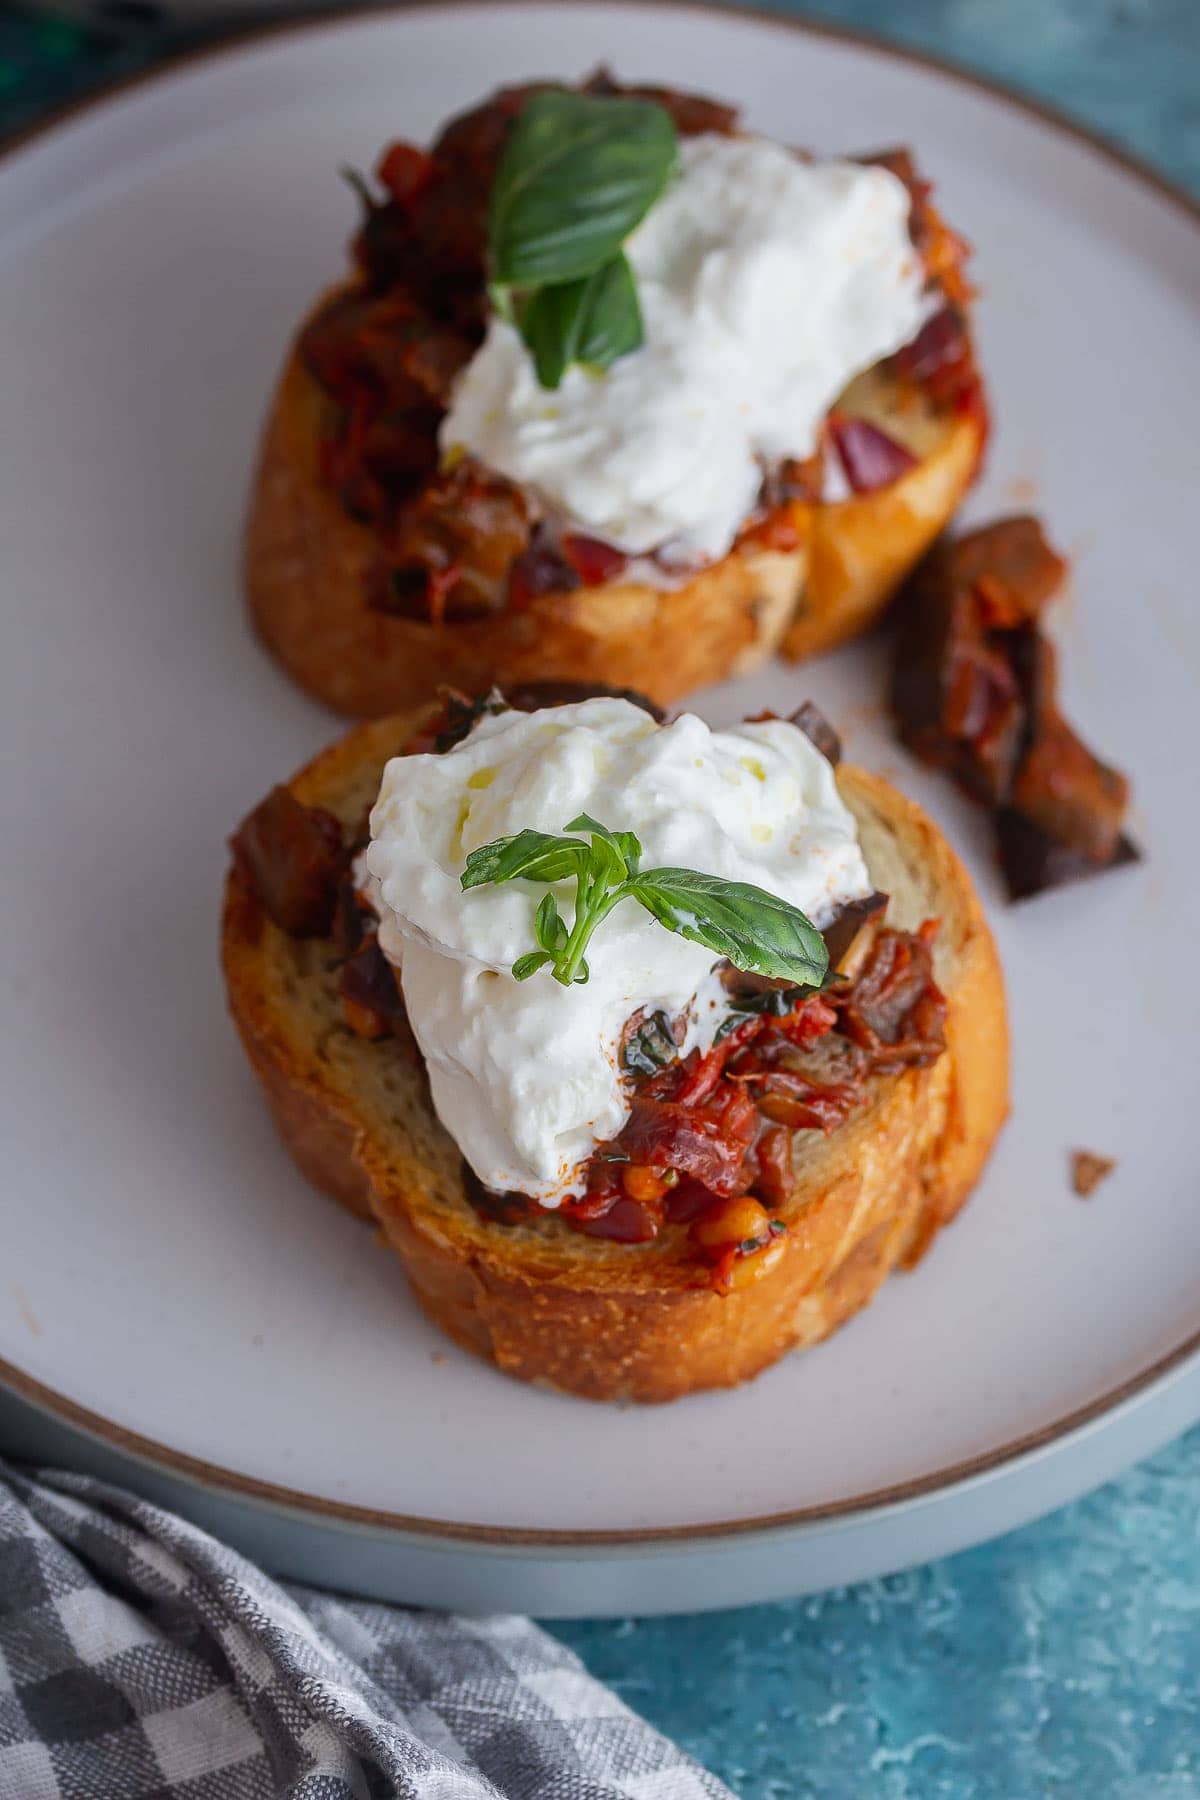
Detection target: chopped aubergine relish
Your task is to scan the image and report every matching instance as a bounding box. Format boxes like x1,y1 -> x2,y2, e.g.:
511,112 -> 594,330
228,688 -> 948,1296
892,516 -> 1139,900
299,77 -> 984,625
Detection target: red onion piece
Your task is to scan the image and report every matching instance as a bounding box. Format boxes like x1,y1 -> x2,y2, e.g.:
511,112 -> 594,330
828,415 -> 918,496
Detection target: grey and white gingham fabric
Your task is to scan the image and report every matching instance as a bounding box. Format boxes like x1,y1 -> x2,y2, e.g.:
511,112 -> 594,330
0,1462 -> 731,1800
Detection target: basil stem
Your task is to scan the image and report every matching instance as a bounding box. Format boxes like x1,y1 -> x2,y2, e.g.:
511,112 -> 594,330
460,817 -> 829,991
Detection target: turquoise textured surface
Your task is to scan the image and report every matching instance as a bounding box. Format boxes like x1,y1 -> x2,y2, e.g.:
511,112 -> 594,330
559,1433 -> 1200,1795
1,2 -> 1197,1792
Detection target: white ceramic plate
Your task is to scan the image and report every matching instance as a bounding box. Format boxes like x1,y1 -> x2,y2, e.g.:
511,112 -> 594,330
2,2 -> 1199,1618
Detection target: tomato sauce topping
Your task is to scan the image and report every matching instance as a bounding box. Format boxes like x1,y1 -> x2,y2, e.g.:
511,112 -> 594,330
231,687 -> 948,1293
300,80 -> 980,623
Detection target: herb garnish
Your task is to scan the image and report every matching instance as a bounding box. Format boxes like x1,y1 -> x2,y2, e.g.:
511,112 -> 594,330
713,986 -> 803,1041
461,815 -> 829,990
488,90 -> 678,390
622,1009 -> 681,1075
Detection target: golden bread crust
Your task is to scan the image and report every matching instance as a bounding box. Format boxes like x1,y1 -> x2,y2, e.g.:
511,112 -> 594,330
221,710 -> 1009,1401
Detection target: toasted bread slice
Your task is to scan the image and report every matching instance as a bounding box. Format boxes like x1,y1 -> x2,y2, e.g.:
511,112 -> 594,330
245,294 -> 984,718
222,707 -> 1008,1402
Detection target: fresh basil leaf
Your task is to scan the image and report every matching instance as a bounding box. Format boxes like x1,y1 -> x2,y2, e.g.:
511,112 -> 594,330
614,833 -> 641,877
572,255 -> 643,372
519,255 -> 643,390
629,869 -> 829,987
564,813 -> 642,868
564,810 -> 641,885
512,950 -> 553,981
461,829 -> 590,890
519,281 -> 576,392
534,892 -> 568,954
565,812 -> 602,836
490,90 -> 677,287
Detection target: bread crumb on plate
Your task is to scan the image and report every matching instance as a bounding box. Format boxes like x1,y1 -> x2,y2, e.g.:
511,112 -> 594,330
1071,1149 -> 1116,1197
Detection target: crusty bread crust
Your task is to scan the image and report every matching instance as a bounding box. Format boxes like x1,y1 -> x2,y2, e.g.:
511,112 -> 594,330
245,292 -> 984,717
782,377 -> 984,663
221,707 -> 1009,1402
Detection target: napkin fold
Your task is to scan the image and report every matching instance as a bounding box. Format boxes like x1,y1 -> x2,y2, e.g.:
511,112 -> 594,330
0,1461 -> 731,1799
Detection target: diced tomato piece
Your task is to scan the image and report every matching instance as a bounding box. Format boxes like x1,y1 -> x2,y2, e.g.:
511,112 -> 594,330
670,1022 -> 757,1106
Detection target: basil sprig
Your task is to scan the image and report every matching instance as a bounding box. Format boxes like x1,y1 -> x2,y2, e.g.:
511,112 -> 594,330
488,90 -> 678,390
461,814 -> 829,991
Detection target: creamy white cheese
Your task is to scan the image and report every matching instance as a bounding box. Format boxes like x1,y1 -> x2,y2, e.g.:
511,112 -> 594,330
364,698 -> 871,1204
440,133 -> 927,563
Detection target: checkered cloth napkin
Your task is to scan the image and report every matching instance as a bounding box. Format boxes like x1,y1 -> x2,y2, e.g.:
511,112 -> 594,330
0,1461 -> 731,1799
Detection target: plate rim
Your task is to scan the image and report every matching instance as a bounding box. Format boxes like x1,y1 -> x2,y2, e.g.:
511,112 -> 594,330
4,1332 -> 1200,1547
3,0 -> 1197,1549
5,0 -> 1199,233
